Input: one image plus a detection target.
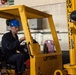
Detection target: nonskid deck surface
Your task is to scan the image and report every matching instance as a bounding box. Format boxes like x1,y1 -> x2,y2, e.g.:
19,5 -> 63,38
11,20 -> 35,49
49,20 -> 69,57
0,68 -> 30,75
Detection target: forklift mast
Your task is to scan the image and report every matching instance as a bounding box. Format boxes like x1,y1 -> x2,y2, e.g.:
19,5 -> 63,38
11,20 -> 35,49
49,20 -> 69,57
64,0 -> 76,75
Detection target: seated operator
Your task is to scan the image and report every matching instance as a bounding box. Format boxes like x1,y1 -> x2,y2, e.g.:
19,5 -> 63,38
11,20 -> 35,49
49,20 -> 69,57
1,19 -> 29,75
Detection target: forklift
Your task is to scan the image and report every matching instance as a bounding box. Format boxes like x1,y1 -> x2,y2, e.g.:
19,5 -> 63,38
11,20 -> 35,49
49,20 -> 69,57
0,0 -> 76,75
0,5 -> 62,75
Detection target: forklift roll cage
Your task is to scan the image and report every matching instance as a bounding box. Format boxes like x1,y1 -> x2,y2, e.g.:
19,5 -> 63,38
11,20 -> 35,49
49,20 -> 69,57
0,5 -> 62,75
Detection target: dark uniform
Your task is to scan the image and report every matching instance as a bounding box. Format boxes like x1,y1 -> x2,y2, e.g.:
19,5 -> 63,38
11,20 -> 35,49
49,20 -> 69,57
1,31 -> 29,73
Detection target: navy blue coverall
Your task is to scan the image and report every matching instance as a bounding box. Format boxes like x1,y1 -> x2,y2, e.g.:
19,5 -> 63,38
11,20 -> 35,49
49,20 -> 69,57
1,31 -> 29,73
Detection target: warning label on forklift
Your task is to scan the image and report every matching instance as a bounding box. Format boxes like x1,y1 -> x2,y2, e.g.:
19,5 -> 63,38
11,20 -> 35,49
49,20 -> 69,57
44,55 -> 57,61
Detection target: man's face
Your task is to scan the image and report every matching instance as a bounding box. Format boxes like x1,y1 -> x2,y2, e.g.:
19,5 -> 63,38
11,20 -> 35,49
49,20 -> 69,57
11,26 -> 20,34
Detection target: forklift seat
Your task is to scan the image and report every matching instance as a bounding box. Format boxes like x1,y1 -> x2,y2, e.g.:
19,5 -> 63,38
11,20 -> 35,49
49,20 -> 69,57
43,40 -> 54,53
0,48 -> 15,75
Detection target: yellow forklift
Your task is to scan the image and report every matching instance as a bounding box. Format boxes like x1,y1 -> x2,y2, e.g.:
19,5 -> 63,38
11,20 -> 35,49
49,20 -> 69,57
0,5 -> 62,75
0,0 -> 76,75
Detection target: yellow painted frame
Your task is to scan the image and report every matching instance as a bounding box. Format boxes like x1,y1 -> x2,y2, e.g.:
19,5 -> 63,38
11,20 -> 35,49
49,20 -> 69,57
0,5 -> 62,75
